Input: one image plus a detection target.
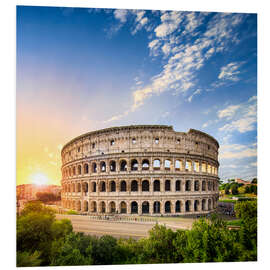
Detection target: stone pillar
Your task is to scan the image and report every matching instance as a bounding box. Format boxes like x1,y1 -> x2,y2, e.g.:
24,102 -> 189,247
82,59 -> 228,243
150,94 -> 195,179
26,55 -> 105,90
171,200 -> 176,214
149,201 -> 153,215
138,201 -> 142,215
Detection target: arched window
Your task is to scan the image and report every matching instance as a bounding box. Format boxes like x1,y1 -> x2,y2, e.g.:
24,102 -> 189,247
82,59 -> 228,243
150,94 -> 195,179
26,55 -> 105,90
110,160 -> 116,172
185,180 -> 191,191
78,165 -> 82,175
131,180 -> 138,192
194,180 -> 200,191
142,180 -> 149,192
175,160 -> 181,171
84,164 -> 89,174
110,181 -> 116,192
91,201 -> 97,212
194,200 -> 199,211
100,181 -> 106,192
165,201 -> 171,213
131,201 -> 138,214
92,163 -> 97,173
82,182 -> 88,193
153,180 -> 160,192
101,201 -> 106,213
77,183 -> 81,192
83,201 -> 88,212
208,181 -> 212,191
110,202 -> 116,213
142,201 -> 149,214
142,159 -> 149,170
120,160 -> 127,171
202,199 -> 206,211
208,199 -> 212,210
202,180 -> 206,191
73,166 -> 76,176
153,201 -> 160,213
100,161 -> 106,172
165,180 -> 171,191
120,201 -> 127,213
120,181 -> 126,192
175,201 -> 181,212
77,201 -> 81,211
131,159 -> 138,171
185,200 -> 191,212
165,160 -> 171,170
92,182 -> 96,192
175,180 -> 181,191
153,159 -> 161,170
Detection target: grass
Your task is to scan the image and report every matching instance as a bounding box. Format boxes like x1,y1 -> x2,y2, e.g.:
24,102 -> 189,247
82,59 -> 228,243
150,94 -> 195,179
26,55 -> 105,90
226,219 -> 241,226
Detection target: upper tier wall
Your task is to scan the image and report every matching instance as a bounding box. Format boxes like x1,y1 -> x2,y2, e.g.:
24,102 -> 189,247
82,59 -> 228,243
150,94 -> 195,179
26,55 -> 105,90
61,125 -> 219,164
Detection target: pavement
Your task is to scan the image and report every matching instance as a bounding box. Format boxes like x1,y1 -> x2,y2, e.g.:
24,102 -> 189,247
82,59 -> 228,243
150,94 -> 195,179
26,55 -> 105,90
56,214 -> 195,239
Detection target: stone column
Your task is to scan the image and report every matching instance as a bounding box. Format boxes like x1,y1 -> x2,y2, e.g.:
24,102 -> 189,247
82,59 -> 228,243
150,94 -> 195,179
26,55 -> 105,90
138,201 -> 142,215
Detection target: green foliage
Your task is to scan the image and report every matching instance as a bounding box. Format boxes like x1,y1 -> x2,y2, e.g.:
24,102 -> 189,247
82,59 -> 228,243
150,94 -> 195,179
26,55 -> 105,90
251,178 -> 257,184
225,184 -> 230,194
20,201 -> 55,217
17,251 -> 42,267
231,184 -> 239,195
250,185 -> 257,195
66,209 -> 79,215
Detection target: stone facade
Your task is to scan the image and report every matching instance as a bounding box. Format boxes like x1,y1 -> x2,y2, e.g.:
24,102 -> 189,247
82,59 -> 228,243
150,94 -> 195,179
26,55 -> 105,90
61,125 -> 219,216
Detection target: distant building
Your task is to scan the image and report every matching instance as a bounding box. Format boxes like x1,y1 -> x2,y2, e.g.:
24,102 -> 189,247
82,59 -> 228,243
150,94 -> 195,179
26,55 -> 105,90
235,178 -> 250,185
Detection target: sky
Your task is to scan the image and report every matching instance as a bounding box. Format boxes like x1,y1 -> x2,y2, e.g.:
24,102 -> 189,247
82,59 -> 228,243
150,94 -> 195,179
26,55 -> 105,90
16,5 -> 257,186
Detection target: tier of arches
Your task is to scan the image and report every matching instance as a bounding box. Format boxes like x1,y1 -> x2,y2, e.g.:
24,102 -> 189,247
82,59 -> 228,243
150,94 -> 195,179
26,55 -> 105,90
62,197 -> 217,215
62,178 -> 218,194
62,157 -> 218,179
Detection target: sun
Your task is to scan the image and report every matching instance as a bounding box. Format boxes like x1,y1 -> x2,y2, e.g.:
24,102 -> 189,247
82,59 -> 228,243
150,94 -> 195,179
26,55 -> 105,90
30,173 -> 49,186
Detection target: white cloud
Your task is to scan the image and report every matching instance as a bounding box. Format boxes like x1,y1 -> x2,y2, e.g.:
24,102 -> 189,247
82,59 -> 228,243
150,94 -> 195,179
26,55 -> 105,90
218,105 -> 241,119
219,143 -> 257,159
114,9 -> 128,23
218,62 -> 244,81
187,89 -> 202,102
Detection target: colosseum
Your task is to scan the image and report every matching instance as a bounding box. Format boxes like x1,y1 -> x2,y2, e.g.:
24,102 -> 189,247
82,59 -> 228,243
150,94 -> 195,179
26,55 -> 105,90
61,125 -> 219,216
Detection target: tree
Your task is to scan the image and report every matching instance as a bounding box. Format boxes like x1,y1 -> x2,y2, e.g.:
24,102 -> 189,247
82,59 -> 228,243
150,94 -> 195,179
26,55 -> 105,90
251,178 -> 257,184
225,185 -> 230,195
244,185 -> 251,193
17,251 -> 42,267
231,184 -> 239,195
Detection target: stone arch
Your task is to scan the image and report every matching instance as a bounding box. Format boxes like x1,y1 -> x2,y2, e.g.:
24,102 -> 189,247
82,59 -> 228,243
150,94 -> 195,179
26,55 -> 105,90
76,200 -> 81,211
110,181 -> 116,192
153,201 -> 160,213
202,199 -> 206,211
73,166 -> 76,176
131,159 -> 138,171
142,201 -> 149,214
100,201 -> 106,213
194,180 -> 200,191
175,200 -> 181,213
153,180 -> 160,192
109,201 -> 116,213
164,159 -> 172,170
142,159 -> 150,170
202,180 -> 206,191
82,182 -> 88,193
208,181 -> 212,191
84,163 -> 89,174
120,160 -> 127,171
100,181 -> 106,192
90,201 -> 97,212
91,182 -> 96,192
100,161 -> 106,172
165,201 -> 171,213
78,165 -> 82,175
185,200 -> 191,212
83,201 -> 88,212
175,160 -> 181,171
77,182 -> 81,192
120,180 -> 126,192
185,180 -> 191,191
142,180 -> 149,192
194,200 -> 199,211
131,201 -> 138,214
208,199 -> 212,210
109,160 -> 116,172
120,201 -> 127,213
131,180 -> 138,192
165,179 -> 171,191
153,159 -> 161,170
175,180 -> 181,191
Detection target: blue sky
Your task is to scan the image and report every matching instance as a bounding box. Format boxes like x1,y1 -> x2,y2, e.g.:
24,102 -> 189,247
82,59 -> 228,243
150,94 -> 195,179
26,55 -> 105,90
17,6 -> 257,183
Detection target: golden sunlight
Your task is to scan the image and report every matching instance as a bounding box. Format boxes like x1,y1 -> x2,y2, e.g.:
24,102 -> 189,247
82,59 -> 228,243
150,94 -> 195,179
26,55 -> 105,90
30,172 -> 49,186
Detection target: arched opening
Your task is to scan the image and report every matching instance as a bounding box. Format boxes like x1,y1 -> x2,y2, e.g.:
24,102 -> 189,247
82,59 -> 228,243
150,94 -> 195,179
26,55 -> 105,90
202,181 -> 206,191
175,180 -> 181,191
83,201 -> 88,212
78,165 -> 82,175
153,159 -> 161,170
142,201 -> 149,214
131,159 -> 138,171
73,166 -> 76,176
202,199 -> 206,211
109,202 -> 116,213
153,180 -> 160,192
92,163 -> 97,173
131,201 -> 138,214
110,181 -> 116,192
84,164 -> 89,174
110,160 -> 116,172
82,182 -> 88,193
120,181 -> 126,192
175,201 -> 181,213
153,201 -> 160,213
72,183 -> 75,192
185,200 -> 191,212
165,180 -> 171,191
142,180 -> 149,192
100,201 -> 106,213
208,181 -> 212,191
120,201 -> 127,213
165,159 -> 171,170
76,201 -> 81,211
100,181 -> 106,192
120,160 -> 127,171
175,160 -> 181,171
185,180 -> 191,191
77,183 -> 81,193
91,201 -> 97,212
194,200 -> 199,211
100,161 -> 106,172
194,180 -> 200,191
208,199 -> 212,210
142,159 -> 149,170
165,201 -> 171,213
131,180 -> 138,192
91,182 -> 96,192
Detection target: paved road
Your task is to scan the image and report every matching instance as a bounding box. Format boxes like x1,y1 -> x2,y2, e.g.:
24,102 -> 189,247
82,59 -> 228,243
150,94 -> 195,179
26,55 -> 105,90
56,214 -> 194,239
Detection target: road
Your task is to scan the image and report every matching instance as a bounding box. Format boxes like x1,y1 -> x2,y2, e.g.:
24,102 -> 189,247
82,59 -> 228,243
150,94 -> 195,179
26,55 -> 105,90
56,214 -> 194,239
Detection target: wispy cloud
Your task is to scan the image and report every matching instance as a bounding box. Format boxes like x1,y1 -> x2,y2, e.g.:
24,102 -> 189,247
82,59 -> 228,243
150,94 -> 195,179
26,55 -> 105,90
218,61 -> 245,81
219,143 -> 257,159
